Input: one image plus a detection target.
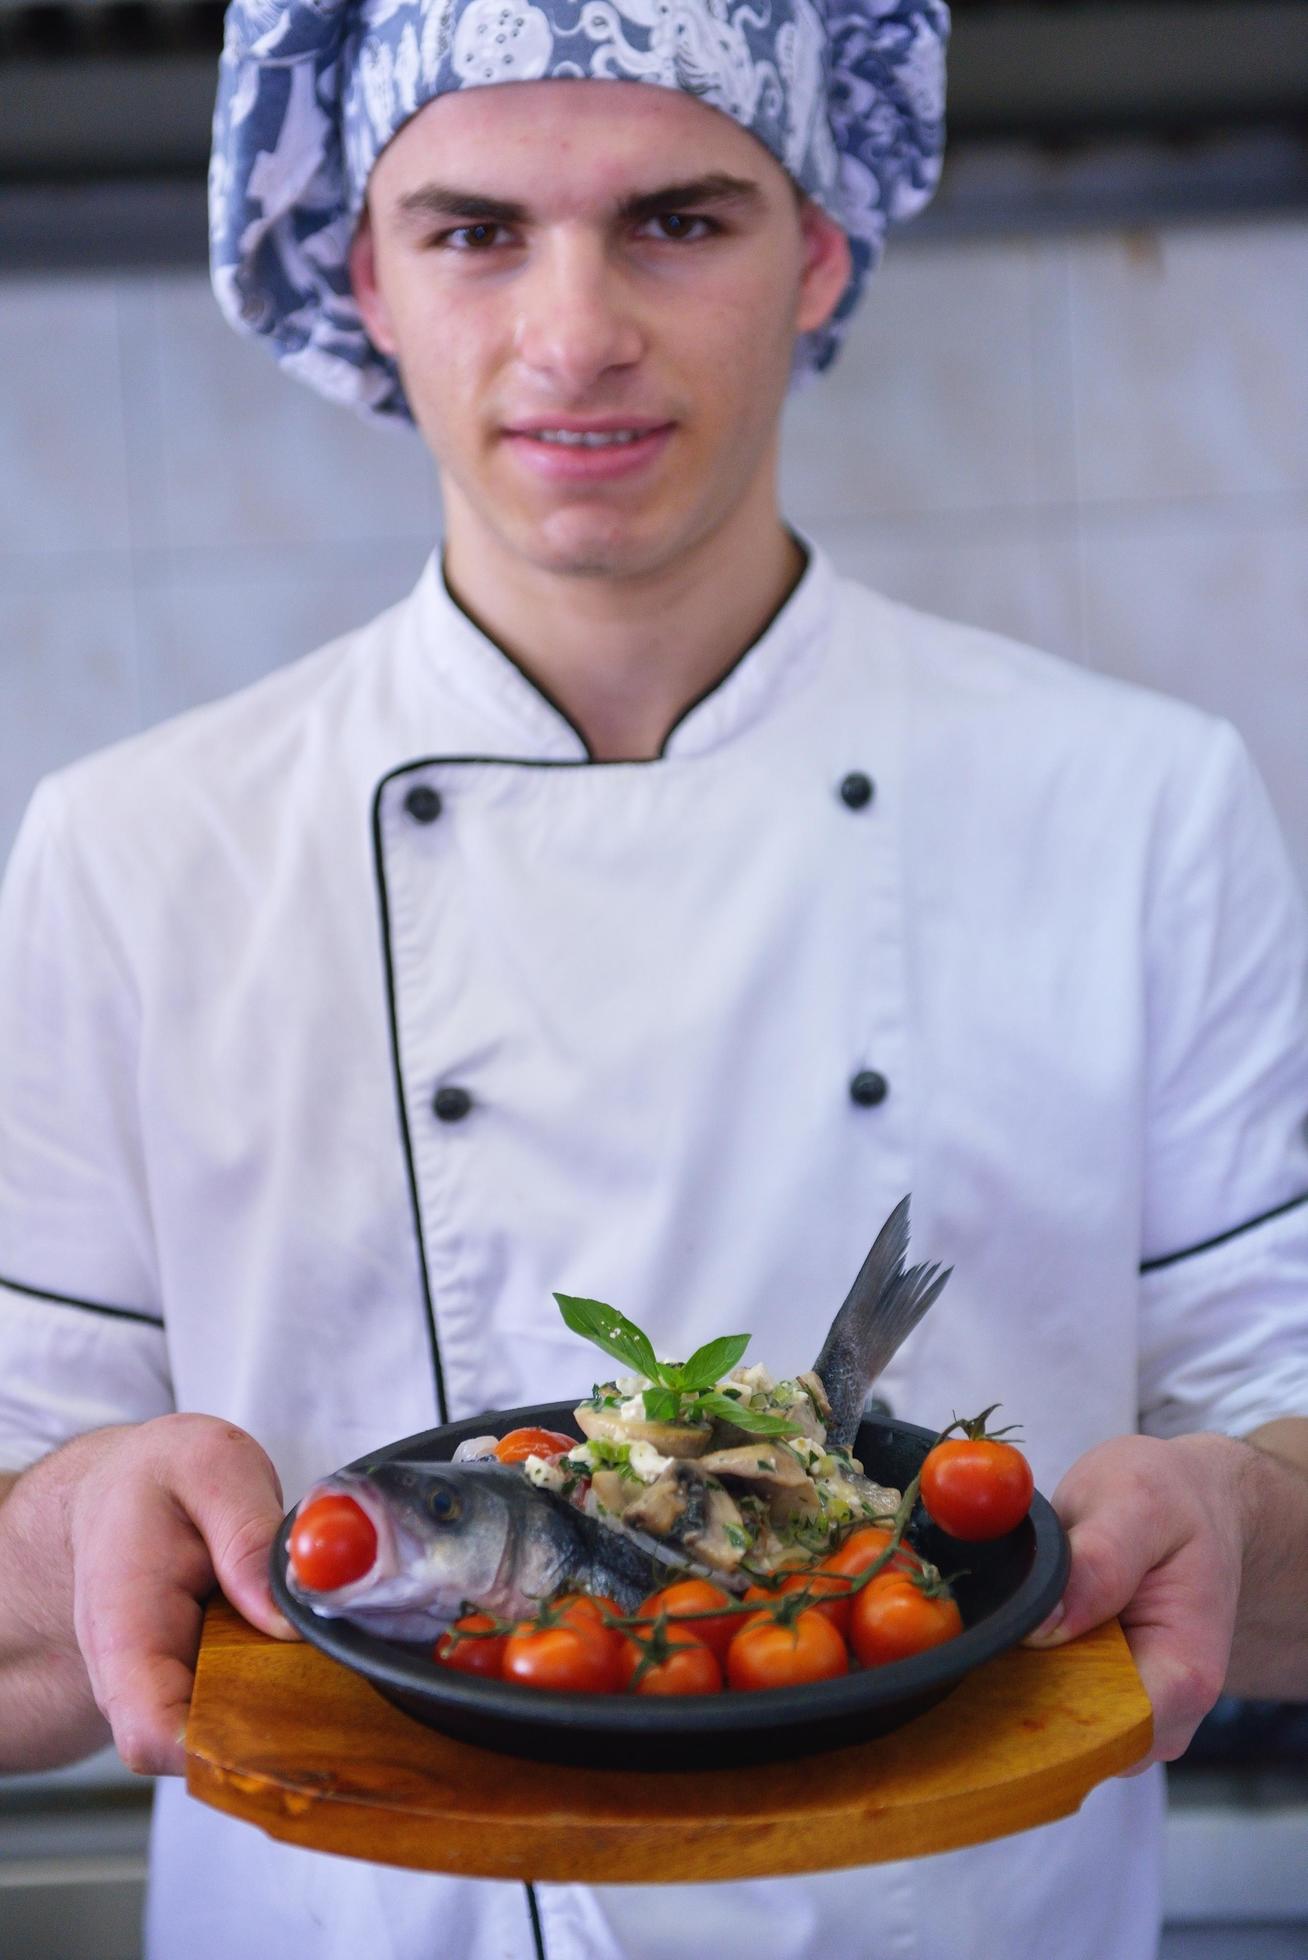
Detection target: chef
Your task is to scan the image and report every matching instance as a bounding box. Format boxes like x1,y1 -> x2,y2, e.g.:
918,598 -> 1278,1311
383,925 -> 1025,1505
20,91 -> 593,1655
1,1 -> 1307,1955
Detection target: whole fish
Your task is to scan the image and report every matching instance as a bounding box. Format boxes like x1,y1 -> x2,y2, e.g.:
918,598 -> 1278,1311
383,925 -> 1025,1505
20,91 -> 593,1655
284,1195 -> 948,1637
284,1458 -> 713,1640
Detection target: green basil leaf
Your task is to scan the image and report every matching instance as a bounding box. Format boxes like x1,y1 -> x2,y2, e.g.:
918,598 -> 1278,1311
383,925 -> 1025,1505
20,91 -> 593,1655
642,1386 -> 682,1424
695,1390 -> 802,1437
677,1333 -> 751,1392
553,1294 -> 660,1382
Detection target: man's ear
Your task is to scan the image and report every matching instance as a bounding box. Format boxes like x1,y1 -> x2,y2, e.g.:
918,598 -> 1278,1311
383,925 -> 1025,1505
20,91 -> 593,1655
348,209 -> 399,357
794,196 -> 853,338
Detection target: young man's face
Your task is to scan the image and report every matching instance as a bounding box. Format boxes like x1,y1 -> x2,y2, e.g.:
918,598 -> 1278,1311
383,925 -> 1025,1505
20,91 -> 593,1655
351,81 -> 850,584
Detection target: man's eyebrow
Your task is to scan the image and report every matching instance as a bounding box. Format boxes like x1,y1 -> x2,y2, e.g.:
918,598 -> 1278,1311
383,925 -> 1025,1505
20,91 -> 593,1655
392,173 -> 763,232
617,174 -> 764,221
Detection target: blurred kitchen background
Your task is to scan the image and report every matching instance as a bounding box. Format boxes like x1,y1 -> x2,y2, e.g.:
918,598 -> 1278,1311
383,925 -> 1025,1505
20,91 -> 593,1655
2,0 -> 1307,1955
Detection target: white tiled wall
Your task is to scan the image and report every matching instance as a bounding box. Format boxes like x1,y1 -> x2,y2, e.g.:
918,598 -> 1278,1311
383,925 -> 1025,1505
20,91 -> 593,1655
2,219 -> 1306,889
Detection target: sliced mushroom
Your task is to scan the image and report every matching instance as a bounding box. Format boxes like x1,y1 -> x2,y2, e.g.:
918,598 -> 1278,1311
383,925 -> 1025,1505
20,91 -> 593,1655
622,1463 -> 751,1574
687,1481 -> 750,1573
623,1465 -> 693,1538
588,1468 -> 640,1517
795,1370 -> 832,1424
574,1403 -> 711,1458
696,1443 -> 824,1532
696,1442 -> 811,1489
767,1478 -> 825,1528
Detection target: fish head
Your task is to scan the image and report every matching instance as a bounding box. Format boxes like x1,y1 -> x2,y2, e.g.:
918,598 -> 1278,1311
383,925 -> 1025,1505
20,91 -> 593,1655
283,1459 -> 527,1640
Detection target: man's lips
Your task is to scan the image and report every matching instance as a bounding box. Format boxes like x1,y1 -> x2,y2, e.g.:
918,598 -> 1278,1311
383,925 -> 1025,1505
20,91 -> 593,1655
504,417 -> 673,438
500,419 -> 676,482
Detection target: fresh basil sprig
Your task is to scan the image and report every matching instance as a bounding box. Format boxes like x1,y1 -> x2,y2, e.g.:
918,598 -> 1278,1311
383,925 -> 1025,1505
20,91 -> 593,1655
554,1295 -> 660,1381
695,1390 -> 802,1437
668,1334 -> 751,1392
641,1386 -> 682,1424
554,1295 -> 748,1396
553,1294 -> 802,1436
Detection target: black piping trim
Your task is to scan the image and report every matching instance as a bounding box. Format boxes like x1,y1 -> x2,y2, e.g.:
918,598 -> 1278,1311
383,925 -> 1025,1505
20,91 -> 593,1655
1140,1190 -> 1308,1275
0,1272 -> 163,1328
656,537 -> 811,758
370,781 -> 451,1427
439,537 -> 812,764
443,565 -> 595,760
525,1881 -> 548,1960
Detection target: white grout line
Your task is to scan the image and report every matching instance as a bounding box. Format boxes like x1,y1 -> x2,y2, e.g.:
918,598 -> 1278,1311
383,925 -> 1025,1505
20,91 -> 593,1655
0,1855 -> 148,1888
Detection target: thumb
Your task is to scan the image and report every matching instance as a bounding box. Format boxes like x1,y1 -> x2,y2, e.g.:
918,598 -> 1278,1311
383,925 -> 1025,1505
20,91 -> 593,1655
1023,1516 -> 1155,1651
169,1422 -> 300,1642
210,1500 -> 300,1643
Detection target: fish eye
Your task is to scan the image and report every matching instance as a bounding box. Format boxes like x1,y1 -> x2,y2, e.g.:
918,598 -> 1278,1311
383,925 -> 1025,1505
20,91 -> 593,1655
428,1485 -> 460,1523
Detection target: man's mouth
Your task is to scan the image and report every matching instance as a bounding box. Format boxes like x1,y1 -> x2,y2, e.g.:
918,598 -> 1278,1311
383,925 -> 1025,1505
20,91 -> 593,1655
525,429 -> 649,448
500,419 -> 676,480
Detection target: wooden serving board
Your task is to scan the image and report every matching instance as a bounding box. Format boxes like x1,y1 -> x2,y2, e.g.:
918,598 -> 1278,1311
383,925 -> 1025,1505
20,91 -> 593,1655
186,1597 -> 1151,1882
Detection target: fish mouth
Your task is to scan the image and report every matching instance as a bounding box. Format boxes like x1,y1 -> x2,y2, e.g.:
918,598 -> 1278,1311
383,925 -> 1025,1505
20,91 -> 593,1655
284,1476 -> 396,1605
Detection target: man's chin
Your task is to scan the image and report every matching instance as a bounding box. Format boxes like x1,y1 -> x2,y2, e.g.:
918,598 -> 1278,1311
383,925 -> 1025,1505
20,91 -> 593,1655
520,514 -> 677,583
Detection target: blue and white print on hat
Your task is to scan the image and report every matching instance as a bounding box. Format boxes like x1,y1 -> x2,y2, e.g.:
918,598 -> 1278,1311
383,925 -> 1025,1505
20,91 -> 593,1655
210,0 -> 950,424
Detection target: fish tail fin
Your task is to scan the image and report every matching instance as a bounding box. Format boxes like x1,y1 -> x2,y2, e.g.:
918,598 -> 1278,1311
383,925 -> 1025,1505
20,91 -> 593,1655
881,1258 -> 953,1358
813,1196 -> 950,1445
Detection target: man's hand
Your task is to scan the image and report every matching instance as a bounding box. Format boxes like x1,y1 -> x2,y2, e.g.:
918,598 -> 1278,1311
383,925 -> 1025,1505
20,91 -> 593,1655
1024,1426 -> 1308,1769
0,1414 -> 298,1779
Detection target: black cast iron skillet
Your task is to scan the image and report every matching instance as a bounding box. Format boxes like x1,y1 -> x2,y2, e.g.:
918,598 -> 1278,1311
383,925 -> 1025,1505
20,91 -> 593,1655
271,1402 -> 1069,1770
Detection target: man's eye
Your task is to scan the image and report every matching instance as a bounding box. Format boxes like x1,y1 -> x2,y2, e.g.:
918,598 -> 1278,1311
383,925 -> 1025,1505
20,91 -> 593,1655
642,213 -> 713,243
443,223 -> 508,251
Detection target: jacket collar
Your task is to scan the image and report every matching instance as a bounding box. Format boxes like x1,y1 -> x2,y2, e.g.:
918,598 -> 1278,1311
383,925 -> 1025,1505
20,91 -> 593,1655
406,538 -> 836,763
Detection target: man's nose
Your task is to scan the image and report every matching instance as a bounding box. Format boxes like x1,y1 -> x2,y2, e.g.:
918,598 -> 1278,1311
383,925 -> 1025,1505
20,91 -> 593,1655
512,236 -> 644,392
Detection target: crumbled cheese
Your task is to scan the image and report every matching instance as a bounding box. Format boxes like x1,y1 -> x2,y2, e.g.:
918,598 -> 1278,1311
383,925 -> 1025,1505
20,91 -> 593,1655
786,1434 -> 825,1471
522,1453 -> 568,1492
617,1394 -> 647,1423
728,1362 -> 776,1396
616,1375 -> 648,1396
628,1440 -> 672,1483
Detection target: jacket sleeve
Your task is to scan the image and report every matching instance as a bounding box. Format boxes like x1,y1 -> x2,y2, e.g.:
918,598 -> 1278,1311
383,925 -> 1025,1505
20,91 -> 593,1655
1138,719 -> 1308,1440
0,779 -> 173,1471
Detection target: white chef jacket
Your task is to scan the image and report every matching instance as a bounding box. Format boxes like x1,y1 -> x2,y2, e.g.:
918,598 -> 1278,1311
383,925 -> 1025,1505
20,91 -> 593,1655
3,542 -> 1308,1960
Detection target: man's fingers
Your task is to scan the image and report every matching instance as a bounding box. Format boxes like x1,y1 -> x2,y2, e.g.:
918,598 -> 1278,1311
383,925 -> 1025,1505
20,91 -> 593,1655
1117,1609 -> 1228,1768
69,1416 -> 301,1775
1023,1515 -> 1155,1649
97,1637 -> 197,1778
1023,1439 -> 1191,1650
1016,1437 -> 1244,1774
74,1543 -> 207,1777
154,1417 -> 299,1642
207,1496 -> 299,1641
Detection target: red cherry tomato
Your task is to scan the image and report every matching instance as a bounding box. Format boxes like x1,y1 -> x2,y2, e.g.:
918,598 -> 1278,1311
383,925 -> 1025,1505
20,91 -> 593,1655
637,1580 -> 739,1664
820,1525 -> 919,1583
850,1571 -> 963,1667
435,1612 -> 507,1678
726,1608 -> 849,1691
493,1427 -> 577,1464
619,1624 -> 723,1696
920,1438 -> 1034,1541
744,1571 -> 853,1641
288,1493 -> 377,1592
502,1598 -> 623,1694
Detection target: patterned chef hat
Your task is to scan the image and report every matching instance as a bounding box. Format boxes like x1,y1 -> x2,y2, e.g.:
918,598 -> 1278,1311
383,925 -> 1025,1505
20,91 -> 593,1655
210,0 -> 949,423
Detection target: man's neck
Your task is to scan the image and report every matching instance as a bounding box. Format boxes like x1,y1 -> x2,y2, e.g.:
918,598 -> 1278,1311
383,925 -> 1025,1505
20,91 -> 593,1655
440,503 -> 806,761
